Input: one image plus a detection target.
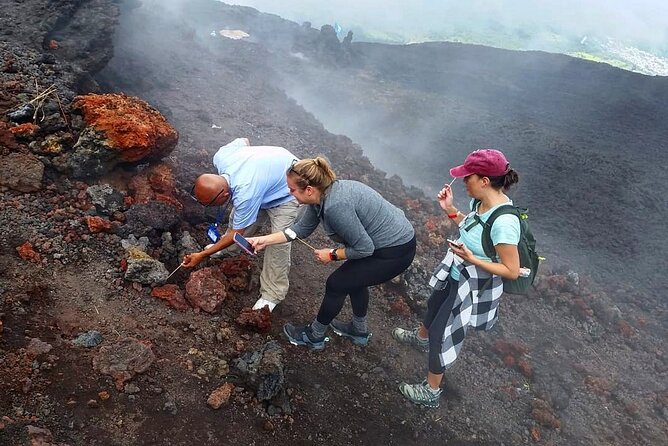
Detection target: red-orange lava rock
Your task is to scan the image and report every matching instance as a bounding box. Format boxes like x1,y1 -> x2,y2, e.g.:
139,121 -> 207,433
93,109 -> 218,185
217,256 -> 253,276
530,426 -> 541,442
236,307 -> 272,333
129,163 -> 182,210
616,319 -> 636,338
73,93 -> 178,161
9,122 -> 39,137
185,267 -> 227,313
494,339 -> 529,357
0,121 -> 18,150
584,375 -> 612,397
572,298 -> 594,319
151,284 -> 189,311
389,297 -> 411,318
503,354 -> 516,367
207,382 -> 235,409
531,399 -> 561,429
16,242 -> 41,263
517,359 -> 533,379
85,216 -> 113,233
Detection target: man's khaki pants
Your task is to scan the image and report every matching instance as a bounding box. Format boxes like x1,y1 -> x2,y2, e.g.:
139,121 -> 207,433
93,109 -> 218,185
227,200 -> 300,304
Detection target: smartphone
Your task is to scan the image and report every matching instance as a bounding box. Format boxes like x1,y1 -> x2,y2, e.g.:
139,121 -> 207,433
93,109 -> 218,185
447,238 -> 463,248
233,232 -> 256,256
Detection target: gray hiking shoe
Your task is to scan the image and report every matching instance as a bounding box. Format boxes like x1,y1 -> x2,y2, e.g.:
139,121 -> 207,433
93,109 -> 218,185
392,327 -> 429,353
399,379 -> 442,408
329,319 -> 372,346
283,323 -> 329,351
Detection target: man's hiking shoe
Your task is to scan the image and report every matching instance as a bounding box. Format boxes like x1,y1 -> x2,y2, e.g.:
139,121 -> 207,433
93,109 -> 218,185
329,319 -> 372,346
283,323 -> 329,350
392,327 -> 429,353
252,297 -> 277,312
399,380 -> 442,408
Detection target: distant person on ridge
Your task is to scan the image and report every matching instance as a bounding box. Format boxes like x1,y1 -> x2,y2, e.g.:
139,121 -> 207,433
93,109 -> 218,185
183,137 -> 300,312
247,157 -> 416,350
395,149 -> 521,408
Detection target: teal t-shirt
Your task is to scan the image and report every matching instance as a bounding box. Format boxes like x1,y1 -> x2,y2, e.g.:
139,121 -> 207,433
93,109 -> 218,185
450,199 -> 520,281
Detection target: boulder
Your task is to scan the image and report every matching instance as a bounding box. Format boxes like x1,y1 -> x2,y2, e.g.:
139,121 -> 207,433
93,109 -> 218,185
55,93 -> 178,178
124,248 -> 168,285
233,341 -> 290,414
92,338 -> 155,391
185,267 -> 227,313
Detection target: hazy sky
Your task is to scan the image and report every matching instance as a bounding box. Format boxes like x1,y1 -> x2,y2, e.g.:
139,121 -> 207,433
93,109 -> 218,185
225,0 -> 668,48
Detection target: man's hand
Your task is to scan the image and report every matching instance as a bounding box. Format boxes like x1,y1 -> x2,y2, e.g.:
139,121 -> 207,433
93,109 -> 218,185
183,252 -> 207,268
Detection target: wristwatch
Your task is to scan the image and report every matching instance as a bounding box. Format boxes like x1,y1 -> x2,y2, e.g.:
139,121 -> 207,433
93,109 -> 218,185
329,248 -> 338,261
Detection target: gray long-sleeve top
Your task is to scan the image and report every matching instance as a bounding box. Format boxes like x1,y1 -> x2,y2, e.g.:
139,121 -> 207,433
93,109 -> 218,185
288,180 -> 415,259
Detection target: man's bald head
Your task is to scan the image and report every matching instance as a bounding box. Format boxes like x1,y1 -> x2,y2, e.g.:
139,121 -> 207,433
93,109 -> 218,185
192,174 -> 230,206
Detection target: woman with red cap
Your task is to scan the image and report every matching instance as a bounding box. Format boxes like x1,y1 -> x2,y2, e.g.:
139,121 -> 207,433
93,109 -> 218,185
394,149 -> 521,408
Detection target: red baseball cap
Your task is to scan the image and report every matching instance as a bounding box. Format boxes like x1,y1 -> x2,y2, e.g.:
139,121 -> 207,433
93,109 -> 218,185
449,149 -> 510,178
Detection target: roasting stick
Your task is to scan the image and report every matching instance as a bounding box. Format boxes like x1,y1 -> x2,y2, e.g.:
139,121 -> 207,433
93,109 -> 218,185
284,228 -> 318,251
165,262 -> 185,281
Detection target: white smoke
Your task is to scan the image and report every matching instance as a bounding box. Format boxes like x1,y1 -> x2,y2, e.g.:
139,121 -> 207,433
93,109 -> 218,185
223,0 -> 668,51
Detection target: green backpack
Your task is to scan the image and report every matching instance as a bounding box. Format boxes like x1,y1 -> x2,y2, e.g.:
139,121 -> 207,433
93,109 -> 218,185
472,200 -> 540,295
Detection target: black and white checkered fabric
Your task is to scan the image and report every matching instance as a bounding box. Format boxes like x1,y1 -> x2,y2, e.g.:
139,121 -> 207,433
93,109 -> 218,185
429,250 -> 504,369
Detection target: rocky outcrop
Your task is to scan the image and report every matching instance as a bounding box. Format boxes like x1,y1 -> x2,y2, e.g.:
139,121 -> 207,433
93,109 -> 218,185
53,94 -> 178,178
293,23 -> 360,66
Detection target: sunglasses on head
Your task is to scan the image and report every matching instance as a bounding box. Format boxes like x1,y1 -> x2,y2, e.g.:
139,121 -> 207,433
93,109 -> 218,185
289,159 -> 310,187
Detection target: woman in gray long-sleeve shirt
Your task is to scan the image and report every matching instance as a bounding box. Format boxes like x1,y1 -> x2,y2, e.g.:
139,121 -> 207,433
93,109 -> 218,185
248,157 -> 416,350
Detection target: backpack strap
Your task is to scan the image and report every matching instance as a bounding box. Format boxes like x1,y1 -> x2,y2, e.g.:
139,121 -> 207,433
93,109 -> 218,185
479,204 -> 520,260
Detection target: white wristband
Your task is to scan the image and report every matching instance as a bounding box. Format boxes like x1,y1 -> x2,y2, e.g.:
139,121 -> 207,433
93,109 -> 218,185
283,228 -> 297,241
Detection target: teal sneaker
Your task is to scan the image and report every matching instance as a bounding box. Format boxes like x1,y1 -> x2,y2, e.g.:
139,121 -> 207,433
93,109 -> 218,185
283,323 -> 329,350
329,319 -> 372,346
399,380 -> 442,408
392,327 -> 429,353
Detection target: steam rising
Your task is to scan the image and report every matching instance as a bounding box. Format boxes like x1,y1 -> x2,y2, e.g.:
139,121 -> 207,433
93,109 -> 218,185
226,0 -> 668,51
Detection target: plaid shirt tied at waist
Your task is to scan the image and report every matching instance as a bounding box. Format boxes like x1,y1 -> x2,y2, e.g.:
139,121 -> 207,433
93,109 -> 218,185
429,249 -> 505,368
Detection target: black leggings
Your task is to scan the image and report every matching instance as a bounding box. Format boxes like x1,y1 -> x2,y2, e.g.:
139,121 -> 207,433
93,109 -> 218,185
316,236 -> 416,325
423,275 -> 459,374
